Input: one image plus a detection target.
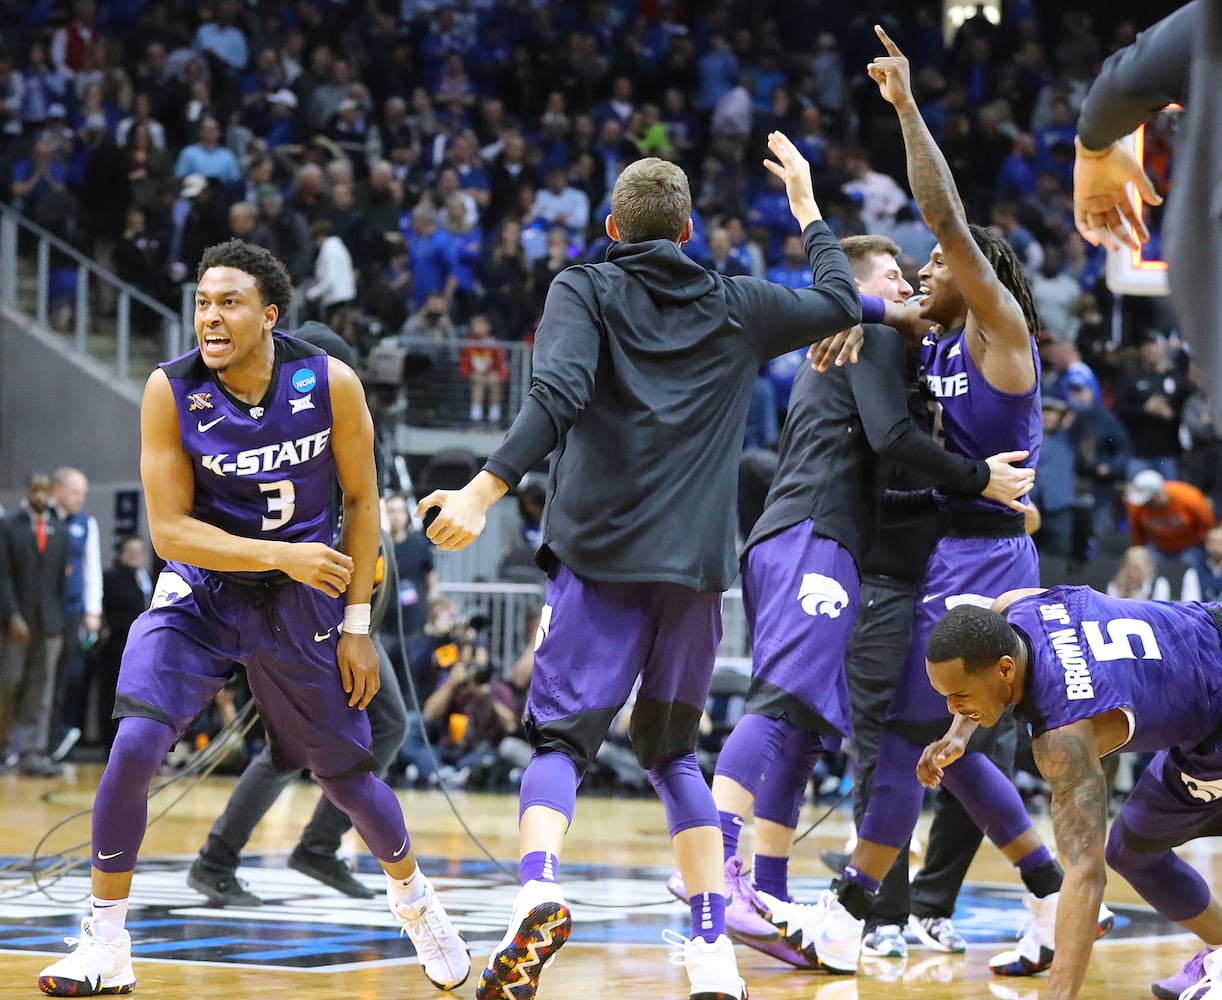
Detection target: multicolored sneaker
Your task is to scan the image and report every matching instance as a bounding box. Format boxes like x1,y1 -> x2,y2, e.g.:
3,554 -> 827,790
990,894 -> 1116,976
862,924 -> 907,959
663,930 -> 747,1000
390,873 -> 471,991
476,880 -> 572,1000
990,891 -> 1057,976
907,915 -> 966,954
1153,949 -> 1214,1000
38,918 -> 135,996
755,888 -> 862,974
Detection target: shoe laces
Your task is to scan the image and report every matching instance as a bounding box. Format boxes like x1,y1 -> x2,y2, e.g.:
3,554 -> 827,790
663,927 -> 691,966
398,891 -> 450,951
924,916 -> 957,941
1181,949 -> 1222,1000
64,921 -> 118,962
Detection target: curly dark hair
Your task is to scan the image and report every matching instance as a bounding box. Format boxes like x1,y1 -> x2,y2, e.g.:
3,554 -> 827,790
197,239 -> 292,318
967,224 -> 1041,335
926,604 -> 1020,673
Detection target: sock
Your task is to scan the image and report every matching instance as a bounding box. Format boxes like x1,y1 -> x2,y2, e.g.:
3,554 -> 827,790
1016,846 -> 1063,898
90,896 -> 129,940
753,854 -> 790,901
519,851 -> 559,885
719,810 -> 744,861
489,403 -> 501,421
470,403 -> 482,421
834,869 -> 878,921
843,864 -> 881,894
386,865 -> 426,907
691,891 -> 726,944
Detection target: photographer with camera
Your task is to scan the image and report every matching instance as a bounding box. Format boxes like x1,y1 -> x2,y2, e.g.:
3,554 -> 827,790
421,626 -> 520,789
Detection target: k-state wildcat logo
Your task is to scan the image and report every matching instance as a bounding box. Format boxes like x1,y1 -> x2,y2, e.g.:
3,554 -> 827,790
798,573 -> 850,619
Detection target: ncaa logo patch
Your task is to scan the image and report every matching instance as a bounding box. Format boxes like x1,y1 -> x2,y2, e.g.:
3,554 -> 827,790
798,573 -> 850,619
291,368 -> 317,393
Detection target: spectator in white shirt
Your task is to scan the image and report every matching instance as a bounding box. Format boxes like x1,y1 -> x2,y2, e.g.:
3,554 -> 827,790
842,147 -> 909,231
530,167 -> 590,236
305,219 -> 356,322
115,93 -> 166,150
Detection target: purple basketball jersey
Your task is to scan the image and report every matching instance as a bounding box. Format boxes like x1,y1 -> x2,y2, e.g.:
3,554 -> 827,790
162,334 -> 336,567
921,328 -> 1041,516
1007,586 -> 1222,756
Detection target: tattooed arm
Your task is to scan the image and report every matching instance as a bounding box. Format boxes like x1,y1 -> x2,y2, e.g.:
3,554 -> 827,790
1032,719 -> 1110,1000
867,25 -> 1034,394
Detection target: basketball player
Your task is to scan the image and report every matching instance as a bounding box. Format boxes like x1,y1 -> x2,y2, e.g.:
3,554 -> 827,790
418,140 -> 862,1000
796,27 -> 1105,976
665,234 -> 1035,968
37,241 -> 468,997
186,323 -> 408,907
921,586 -> 1222,1000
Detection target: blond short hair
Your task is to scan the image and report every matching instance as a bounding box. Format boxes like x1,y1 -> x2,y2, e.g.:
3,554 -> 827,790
609,158 -> 691,243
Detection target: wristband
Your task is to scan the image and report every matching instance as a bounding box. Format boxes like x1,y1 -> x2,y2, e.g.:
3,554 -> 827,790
342,603 -> 372,635
859,294 -> 886,324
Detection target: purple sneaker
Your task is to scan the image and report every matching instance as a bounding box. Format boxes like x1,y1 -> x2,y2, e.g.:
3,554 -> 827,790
1153,950 -> 1213,1000
723,856 -> 782,943
664,857 -> 779,943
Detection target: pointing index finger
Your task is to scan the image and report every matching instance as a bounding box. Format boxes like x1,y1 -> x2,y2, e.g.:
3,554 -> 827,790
874,23 -> 901,56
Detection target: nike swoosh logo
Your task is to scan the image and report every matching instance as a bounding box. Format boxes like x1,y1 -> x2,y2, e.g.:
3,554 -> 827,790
391,835 -> 408,859
97,850 -> 124,861
922,594 -> 940,603
198,416 -> 227,432
314,629 -> 333,643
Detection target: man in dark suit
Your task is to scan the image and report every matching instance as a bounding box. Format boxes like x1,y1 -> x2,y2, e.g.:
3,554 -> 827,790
94,535 -> 153,750
0,474 -> 70,776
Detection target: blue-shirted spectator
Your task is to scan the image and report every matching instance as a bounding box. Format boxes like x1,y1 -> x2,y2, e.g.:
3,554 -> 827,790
765,235 -> 812,290
193,0 -> 249,74
402,203 -> 451,308
174,116 -> 241,182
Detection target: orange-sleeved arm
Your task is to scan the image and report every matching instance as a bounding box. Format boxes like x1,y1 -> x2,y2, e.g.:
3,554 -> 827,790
1127,503 -> 1147,547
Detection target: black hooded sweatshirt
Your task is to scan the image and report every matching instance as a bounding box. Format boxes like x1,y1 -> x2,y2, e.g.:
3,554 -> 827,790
483,220 -> 861,592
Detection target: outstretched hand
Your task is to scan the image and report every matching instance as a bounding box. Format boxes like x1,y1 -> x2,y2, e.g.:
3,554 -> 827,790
1073,138 -> 1163,252
808,326 -> 865,371
763,130 -> 821,229
867,25 -> 914,109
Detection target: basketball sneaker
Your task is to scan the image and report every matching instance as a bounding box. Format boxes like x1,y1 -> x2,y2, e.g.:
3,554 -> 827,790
907,915 -> 966,954
1153,949 -> 1215,1000
38,918 -> 135,996
741,889 -> 823,968
476,879 -> 572,1000
862,924 -> 908,959
662,929 -> 747,999
990,894 -> 1117,976
390,873 -> 471,991
665,857 -> 779,943
758,888 -> 862,974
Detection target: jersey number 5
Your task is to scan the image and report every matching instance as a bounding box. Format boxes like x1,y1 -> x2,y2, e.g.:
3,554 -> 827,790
1081,618 -> 1163,661
259,479 -> 296,531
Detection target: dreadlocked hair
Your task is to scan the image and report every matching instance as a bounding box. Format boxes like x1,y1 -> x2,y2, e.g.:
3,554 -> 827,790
967,224 -> 1041,335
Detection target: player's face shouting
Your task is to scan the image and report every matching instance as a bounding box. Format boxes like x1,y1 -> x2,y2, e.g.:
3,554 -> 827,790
194,266 -> 277,371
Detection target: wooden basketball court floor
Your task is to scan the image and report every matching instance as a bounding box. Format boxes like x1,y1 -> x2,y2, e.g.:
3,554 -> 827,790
0,764 -> 1211,1000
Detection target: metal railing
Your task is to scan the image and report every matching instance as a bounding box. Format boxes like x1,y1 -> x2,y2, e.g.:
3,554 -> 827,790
0,203 -> 182,378
389,334 -> 533,430
436,581 -> 752,679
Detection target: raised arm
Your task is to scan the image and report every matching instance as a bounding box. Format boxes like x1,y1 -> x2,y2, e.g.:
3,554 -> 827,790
1032,720 -> 1110,1000
868,25 -> 1033,392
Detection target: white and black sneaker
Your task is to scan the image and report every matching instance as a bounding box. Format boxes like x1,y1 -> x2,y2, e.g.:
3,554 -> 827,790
38,917 -> 135,996
391,873 -> 471,991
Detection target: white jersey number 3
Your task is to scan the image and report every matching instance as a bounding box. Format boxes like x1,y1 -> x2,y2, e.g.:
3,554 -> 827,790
259,479 -> 296,531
